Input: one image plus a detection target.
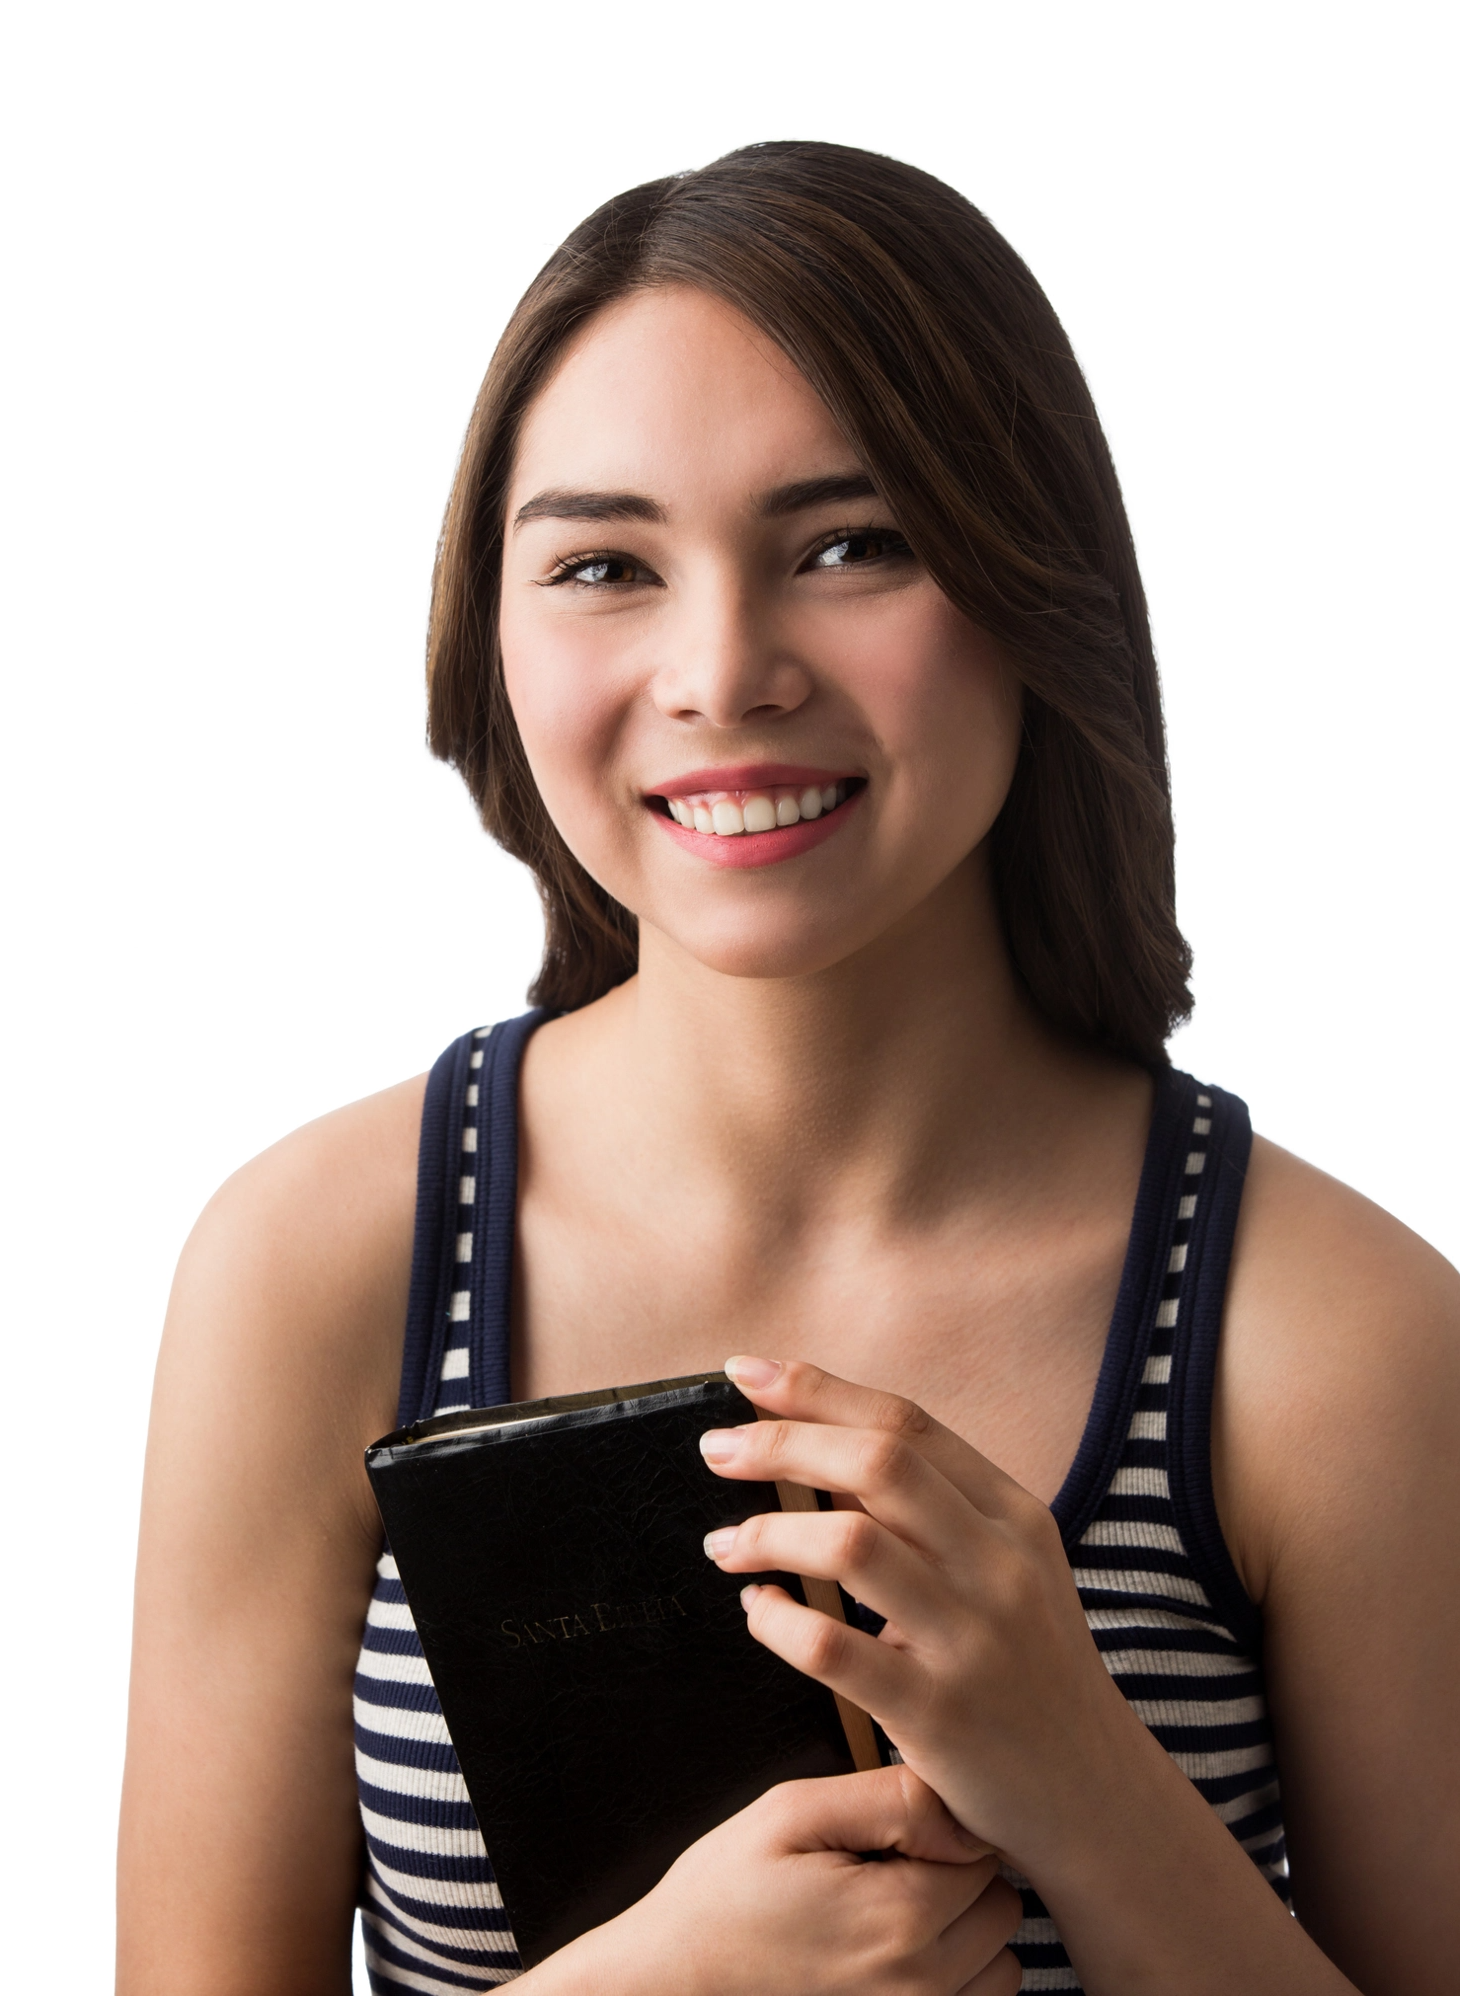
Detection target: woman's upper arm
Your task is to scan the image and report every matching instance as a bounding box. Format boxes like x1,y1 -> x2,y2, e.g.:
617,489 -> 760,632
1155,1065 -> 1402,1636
117,1076 -> 425,1996
1216,1137 -> 1460,1996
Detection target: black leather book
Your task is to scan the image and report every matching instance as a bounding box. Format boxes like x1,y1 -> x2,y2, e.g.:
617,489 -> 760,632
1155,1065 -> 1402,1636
366,1372 -> 879,1966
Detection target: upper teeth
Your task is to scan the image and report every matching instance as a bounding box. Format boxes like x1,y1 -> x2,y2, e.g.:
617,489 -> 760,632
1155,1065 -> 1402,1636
664,782 -> 848,836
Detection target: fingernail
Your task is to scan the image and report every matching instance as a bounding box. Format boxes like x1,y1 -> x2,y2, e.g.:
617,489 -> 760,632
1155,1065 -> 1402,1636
726,1355 -> 781,1388
740,1584 -> 762,1608
699,1428 -> 745,1464
703,1528 -> 738,1560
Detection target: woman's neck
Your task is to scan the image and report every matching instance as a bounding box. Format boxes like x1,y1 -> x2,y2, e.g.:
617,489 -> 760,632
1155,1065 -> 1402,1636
547,853 -> 1116,1232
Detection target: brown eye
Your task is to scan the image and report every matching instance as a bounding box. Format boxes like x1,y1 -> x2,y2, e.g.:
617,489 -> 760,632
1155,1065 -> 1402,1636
809,530 -> 910,570
561,555 -> 641,586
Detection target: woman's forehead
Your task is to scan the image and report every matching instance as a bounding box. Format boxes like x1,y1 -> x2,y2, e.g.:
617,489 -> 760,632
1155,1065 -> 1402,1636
507,286 -> 856,515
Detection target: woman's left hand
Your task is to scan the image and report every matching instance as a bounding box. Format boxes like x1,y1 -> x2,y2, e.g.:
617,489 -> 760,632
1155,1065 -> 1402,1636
700,1354 -> 1146,1875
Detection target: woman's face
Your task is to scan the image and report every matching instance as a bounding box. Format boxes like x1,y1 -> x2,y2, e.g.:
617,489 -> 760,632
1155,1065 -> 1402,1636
499,286 -> 1022,984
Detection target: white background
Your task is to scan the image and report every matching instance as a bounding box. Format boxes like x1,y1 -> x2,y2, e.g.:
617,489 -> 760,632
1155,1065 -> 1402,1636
2,3 -> 1455,1986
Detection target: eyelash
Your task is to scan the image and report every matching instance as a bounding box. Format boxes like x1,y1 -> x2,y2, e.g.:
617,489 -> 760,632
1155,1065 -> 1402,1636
541,523 -> 913,589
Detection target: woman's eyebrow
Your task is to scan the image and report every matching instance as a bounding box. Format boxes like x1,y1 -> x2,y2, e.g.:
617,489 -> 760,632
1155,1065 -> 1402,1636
513,489 -> 666,527
512,472 -> 879,531
760,472 -> 878,516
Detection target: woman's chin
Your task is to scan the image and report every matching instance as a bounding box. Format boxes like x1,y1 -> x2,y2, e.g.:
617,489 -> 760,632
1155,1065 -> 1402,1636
640,905 -> 894,986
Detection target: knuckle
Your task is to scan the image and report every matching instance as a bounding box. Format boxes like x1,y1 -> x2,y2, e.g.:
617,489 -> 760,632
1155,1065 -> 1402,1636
799,1609 -> 848,1677
857,1429 -> 911,1486
980,1947 -> 1024,1995
988,1876 -> 1024,1939
839,1510 -> 881,1570
888,1392 -> 932,1441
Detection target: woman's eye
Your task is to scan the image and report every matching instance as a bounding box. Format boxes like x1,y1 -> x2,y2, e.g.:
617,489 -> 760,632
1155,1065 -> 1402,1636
808,530 -> 911,570
551,554 -> 645,587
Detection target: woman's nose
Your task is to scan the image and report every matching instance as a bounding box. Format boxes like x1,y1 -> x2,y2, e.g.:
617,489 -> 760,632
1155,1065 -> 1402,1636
650,581 -> 813,728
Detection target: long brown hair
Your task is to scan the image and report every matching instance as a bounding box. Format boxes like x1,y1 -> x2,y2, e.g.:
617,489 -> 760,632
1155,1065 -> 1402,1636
427,141 -> 1192,1065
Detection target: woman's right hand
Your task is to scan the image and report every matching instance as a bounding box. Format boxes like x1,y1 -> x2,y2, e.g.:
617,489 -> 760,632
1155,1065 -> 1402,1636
523,1764 -> 1023,1996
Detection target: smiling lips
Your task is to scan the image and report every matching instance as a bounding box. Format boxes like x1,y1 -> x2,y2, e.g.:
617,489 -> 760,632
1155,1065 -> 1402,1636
664,780 -> 851,836
649,769 -> 862,868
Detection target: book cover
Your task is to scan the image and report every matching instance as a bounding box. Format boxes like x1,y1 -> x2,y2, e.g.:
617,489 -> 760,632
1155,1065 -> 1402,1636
365,1372 -> 879,1965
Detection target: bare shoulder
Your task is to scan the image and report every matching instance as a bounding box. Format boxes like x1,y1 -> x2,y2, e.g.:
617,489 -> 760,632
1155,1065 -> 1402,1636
1215,1133 -> 1460,1601
154,1072 -> 428,1537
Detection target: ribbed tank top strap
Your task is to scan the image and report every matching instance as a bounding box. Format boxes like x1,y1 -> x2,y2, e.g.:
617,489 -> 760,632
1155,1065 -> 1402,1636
1051,1064 -> 1259,1649
1167,1075 -> 1258,1652
396,1010 -> 550,1428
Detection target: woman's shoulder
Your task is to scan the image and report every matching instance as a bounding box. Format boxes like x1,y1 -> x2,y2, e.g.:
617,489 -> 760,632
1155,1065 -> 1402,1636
1216,1131 -> 1460,1603
157,1073 -> 430,1512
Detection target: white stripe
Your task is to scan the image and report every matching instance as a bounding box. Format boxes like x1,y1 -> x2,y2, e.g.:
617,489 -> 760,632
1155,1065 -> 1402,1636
377,1552 -> 401,1581
459,1175 -> 476,1204
1192,1116 -> 1211,1135
1141,1351 -> 1172,1385
456,1232 -> 472,1262
1177,1194 -> 1197,1219
1171,1742 -> 1274,1781
357,1749 -> 472,1805
449,1290 -> 471,1322
469,1050 -> 484,1069
441,1347 -> 470,1381
1185,1150 -> 1206,1175
362,1804 -> 487,1859
1012,1917 -> 1061,1946
1166,1243 -> 1188,1274
1020,1972 -> 1081,1990
1126,1407 -> 1167,1441
1196,1092 -> 1211,1107
365,1897 -> 515,1976
462,1127 -> 478,1154
355,1698 -> 452,1744
367,1597 -> 419,1631
1074,1566 -> 1210,1607
1080,1518 -> 1184,1553
367,1876 -> 511,1954
1128,1693 -> 1267,1728
473,1026 -> 492,1039
1108,1463 -> 1170,1497
369,1852 -> 504,1910
435,1402 -> 471,1416
1155,1298 -> 1179,1328
356,1649 -> 437,1686
363,1937 -> 517,1992
1099,1648 -> 1252,1678
466,1084 -> 479,1107
1214,1778 -> 1281,1827
1084,1604 -> 1232,1638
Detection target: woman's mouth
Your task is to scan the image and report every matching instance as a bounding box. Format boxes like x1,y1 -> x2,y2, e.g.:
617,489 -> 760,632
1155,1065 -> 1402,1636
647,774 -> 865,869
662,779 -> 856,836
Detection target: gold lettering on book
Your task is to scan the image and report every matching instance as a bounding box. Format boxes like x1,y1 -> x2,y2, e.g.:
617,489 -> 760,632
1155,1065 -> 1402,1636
499,1595 -> 688,1649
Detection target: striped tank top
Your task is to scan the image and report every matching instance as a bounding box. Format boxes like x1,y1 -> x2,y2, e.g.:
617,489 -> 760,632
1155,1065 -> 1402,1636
353,1012 -> 1291,1993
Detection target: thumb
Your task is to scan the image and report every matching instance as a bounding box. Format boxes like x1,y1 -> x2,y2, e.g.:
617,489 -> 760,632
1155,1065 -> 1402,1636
769,1765 -> 994,1865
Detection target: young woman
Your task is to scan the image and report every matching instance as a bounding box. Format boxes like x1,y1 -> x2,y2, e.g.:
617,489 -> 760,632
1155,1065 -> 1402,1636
118,143 -> 1459,1996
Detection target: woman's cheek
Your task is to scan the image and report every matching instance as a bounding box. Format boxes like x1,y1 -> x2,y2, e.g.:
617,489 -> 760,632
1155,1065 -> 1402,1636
501,630 -> 641,874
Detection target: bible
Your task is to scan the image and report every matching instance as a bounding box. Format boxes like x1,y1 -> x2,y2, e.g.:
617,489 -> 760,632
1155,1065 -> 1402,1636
365,1371 -> 880,1966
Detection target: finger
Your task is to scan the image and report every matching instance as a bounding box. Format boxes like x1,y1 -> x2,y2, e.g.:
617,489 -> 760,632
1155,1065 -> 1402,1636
760,1763 -> 994,1865
705,1507 -> 942,1642
726,1355 -> 1031,1520
935,1875 -> 1024,1989
955,1948 -> 1024,1996
701,1415 -> 989,1567
739,1580 -> 915,1722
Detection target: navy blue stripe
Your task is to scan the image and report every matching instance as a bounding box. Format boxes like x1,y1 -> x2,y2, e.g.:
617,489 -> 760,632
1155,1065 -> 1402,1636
364,1842 -> 498,1885
363,1919 -> 516,1988
1167,1083 -> 1264,1659
468,1011 -> 549,1410
398,1034 -> 474,1429
1052,1066 -> 1192,1548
